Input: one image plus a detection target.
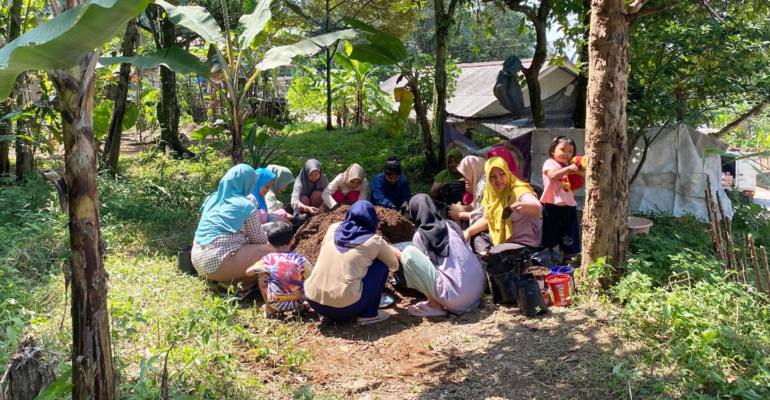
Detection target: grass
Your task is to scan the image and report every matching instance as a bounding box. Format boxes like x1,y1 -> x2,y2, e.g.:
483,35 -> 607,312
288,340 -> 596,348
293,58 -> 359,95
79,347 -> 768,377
2,122 -> 770,398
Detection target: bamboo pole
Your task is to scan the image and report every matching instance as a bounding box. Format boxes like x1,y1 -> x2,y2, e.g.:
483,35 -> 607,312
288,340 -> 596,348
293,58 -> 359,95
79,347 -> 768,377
741,234 -> 749,284
761,247 -> 770,296
715,192 -> 737,280
748,235 -> 766,294
705,181 -> 725,260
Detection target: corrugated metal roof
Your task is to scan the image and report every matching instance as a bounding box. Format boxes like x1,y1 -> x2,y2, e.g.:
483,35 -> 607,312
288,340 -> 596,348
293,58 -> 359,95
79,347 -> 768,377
379,57 -> 577,118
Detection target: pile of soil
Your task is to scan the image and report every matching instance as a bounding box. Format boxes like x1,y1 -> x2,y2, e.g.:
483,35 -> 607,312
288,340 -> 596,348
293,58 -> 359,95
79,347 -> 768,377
292,204 -> 416,264
526,266 -> 551,278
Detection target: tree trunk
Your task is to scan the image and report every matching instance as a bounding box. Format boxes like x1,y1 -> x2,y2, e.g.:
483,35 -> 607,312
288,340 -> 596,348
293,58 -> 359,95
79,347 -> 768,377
411,85 -> 435,166
50,50 -> 116,400
572,0 -> 591,128
325,47 -> 333,131
356,83 -> 363,125
230,106 -> 244,165
157,17 -> 193,158
580,0 -> 630,274
0,109 -> 10,176
11,0 -> 33,181
433,0 -> 458,168
523,12 -> 549,128
103,20 -> 138,176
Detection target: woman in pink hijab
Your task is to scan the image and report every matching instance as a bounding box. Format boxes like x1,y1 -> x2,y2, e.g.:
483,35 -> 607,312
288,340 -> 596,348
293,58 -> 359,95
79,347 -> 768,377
486,146 -> 521,179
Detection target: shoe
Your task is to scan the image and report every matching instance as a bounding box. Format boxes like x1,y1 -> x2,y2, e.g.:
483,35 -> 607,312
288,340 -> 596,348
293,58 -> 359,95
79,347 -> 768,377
356,310 -> 390,326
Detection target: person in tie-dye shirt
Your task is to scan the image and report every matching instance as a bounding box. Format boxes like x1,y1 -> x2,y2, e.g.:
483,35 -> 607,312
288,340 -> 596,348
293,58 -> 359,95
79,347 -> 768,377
247,220 -> 313,318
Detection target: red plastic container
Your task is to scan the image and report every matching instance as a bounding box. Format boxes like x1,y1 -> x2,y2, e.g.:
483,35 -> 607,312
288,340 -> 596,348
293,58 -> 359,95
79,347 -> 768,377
546,274 -> 572,307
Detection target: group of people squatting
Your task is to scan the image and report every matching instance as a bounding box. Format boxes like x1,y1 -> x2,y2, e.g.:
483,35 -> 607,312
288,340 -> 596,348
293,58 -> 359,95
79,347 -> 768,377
191,136 -> 582,325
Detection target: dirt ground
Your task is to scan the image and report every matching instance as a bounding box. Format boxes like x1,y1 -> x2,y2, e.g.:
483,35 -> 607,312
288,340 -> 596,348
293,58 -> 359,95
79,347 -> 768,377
247,285 -> 624,400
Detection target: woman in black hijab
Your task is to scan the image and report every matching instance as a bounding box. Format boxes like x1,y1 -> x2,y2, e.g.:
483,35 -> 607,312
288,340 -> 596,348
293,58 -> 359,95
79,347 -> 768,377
397,194 -> 484,317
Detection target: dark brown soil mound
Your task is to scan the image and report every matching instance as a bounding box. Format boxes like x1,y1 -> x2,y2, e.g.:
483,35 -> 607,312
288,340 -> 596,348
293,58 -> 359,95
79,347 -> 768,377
292,204 -> 416,264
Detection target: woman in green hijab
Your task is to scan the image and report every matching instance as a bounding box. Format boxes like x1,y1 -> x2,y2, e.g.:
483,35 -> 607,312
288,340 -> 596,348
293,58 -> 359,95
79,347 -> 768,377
429,148 -> 464,200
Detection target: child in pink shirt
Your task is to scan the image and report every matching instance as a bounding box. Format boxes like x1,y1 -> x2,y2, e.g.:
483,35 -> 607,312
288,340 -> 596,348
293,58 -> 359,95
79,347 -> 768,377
540,136 -> 581,263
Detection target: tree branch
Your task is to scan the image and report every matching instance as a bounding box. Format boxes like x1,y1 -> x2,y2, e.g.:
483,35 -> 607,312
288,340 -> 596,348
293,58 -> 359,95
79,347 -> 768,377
628,1 -> 681,21
714,95 -> 770,138
697,0 -> 727,25
627,0 -> 652,14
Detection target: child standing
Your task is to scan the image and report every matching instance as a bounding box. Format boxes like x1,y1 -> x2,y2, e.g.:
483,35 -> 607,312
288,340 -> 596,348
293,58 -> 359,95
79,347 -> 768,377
247,220 -> 313,318
540,136 -> 581,263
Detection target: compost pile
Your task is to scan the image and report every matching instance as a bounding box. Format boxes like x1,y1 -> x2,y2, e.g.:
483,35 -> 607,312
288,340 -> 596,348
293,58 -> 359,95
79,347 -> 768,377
292,204 -> 416,264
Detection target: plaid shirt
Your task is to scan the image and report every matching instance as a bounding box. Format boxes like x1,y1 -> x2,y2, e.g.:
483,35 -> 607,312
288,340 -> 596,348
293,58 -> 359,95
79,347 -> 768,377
191,211 -> 267,275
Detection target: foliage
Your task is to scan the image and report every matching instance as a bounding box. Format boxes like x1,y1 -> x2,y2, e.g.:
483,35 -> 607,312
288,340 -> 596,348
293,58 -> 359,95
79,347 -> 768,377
627,1 -> 770,135
0,0 -> 153,101
716,107 -> 770,151
406,2 -> 536,62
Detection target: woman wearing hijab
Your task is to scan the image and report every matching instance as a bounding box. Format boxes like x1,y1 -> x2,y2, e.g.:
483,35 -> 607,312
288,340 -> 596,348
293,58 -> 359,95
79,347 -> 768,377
463,157 -> 542,254
305,201 -> 400,325
429,148 -> 465,200
322,163 -> 370,209
486,146 -> 521,179
249,168 -> 276,223
371,156 -> 411,211
290,159 -> 330,216
264,165 -> 294,218
398,194 -> 484,317
448,156 -> 485,224
191,164 -> 270,290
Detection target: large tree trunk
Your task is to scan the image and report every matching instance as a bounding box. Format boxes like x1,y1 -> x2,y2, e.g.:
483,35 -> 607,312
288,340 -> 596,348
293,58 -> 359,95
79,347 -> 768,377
50,50 -> 116,400
230,105 -> 244,165
0,108 -> 10,176
580,0 -> 630,274
573,0 -> 591,128
157,17 -> 193,158
11,0 -> 33,181
325,48 -> 333,131
102,20 -> 138,176
433,0 -> 458,168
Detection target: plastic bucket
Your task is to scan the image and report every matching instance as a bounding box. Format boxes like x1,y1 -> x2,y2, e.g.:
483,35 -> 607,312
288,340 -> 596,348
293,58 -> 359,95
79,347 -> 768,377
550,266 -> 575,293
546,274 -> 572,307
526,266 -> 550,290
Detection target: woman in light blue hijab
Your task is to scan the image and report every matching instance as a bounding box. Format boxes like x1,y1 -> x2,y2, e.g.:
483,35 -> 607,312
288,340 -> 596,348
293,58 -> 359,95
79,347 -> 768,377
192,164 -> 271,291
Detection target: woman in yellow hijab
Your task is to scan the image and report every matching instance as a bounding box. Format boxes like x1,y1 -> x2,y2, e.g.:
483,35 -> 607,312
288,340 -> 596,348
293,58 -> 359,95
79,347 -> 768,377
464,157 -> 543,253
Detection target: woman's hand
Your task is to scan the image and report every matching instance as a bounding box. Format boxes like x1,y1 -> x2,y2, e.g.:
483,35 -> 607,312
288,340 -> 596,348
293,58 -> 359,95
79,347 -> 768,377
510,201 -> 541,217
390,246 -> 403,260
463,229 -> 471,242
448,209 -> 461,221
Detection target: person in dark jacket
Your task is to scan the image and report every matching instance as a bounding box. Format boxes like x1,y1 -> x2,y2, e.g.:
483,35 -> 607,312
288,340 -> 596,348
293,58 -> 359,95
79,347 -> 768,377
371,156 -> 411,212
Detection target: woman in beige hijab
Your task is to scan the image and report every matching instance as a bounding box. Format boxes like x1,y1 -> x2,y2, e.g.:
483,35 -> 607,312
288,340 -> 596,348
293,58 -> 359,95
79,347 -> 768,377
322,163 -> 370,209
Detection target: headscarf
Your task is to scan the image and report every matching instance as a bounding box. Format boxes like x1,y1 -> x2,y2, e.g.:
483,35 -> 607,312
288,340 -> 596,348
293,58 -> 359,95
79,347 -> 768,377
434,148 -> 465,184
409,194 -> 458,265
482,157 -> 537,245
333,201 -> 378,253
298,159 -> 330,197
487,146 -> 521,179
457,156 -> 485,208
251,168 -> 276,211
195,164 -> 258,245
267,165 -> 294,193
343,163 -> 366,186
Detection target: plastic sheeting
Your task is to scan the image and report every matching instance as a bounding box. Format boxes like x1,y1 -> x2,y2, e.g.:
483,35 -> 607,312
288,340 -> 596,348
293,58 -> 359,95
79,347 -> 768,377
628,124 -> 732,221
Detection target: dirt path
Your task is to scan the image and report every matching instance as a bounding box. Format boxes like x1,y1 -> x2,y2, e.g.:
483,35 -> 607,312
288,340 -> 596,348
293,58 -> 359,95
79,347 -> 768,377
279,289 -> 622,399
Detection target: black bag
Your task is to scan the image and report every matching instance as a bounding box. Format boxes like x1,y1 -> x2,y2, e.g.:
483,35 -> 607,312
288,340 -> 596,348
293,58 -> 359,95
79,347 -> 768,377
481,243 -> 531,305
440,180 -> 466,205
177,246 -> 197,276
514,273 -> 548,317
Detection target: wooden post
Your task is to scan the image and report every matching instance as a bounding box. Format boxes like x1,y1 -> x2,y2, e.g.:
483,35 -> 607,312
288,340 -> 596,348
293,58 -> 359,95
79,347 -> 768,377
741,234 -> 749,285
715,192 -> 737,280
761,247 -> 770,296
748,235 -> 766,294
704,185 -> 725,261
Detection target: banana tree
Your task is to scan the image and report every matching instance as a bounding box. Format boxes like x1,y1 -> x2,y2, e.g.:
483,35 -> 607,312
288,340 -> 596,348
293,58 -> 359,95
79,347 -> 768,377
345,17 -> 436,165
101,0 -> 355,165
0,0 -> 153,397
334,42 -> 373,126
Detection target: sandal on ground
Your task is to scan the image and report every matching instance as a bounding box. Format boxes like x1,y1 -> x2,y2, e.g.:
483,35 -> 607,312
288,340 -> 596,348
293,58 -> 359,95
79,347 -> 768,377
407,301 -> 447,317
357,310 -> 390,326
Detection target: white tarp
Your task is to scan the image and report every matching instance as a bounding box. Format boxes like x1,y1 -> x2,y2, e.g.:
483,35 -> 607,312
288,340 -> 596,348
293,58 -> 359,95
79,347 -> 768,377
628,123 -> 732,221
